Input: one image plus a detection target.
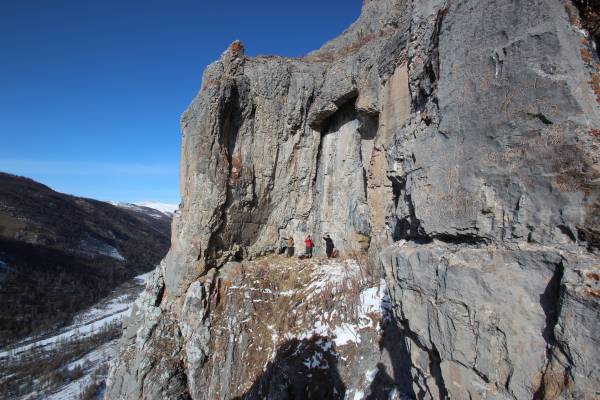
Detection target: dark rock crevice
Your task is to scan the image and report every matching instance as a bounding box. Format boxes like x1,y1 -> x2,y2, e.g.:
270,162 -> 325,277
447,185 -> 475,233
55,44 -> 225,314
534,260 -> 576,400
412,4 -> 445,114
573,0 -> 600,56
154,279 -> 166,308
430,233 -> 489,246
369,309 -> 417,399
389,175 -> 427,242
527,111 -> 553,125
391,317 -> 450,400
428,345 -> 450,400
540,262 -> 564,344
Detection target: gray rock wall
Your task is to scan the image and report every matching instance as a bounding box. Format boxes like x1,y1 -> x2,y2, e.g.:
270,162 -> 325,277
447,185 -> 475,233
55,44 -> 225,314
106,0 -> 600,398
381,0 -> 600,397
160,0 -> 412,300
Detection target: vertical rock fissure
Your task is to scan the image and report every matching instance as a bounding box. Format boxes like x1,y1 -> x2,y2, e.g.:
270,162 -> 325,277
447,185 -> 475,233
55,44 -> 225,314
358,110 -> 379,205
389,175 -> 427,242
412,3 -> 444,113
534,261 -> 575,399
428,345 -> 450,400
396,318 -> 450,399
540,262 -> 564,345
208,77 -> 254,264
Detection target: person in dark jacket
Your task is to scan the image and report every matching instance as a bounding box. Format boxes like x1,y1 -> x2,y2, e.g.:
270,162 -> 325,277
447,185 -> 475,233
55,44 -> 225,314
286,236 -> 295,257
278,236 -> 288,255
323,234 -> 334,258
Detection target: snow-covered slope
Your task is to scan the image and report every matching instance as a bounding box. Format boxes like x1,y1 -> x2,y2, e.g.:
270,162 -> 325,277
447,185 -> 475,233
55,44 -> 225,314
0,272 -> 151,399
110,201 -> 178,218
0,173 -> 171,348
134,201 -> 178,215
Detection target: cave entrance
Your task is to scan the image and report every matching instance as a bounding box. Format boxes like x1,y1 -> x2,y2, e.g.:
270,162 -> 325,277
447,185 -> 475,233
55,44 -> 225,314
311,96 -> 379,253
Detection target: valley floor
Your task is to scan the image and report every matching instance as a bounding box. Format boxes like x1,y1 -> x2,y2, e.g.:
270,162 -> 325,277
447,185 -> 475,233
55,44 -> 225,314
0,271 -> 150,399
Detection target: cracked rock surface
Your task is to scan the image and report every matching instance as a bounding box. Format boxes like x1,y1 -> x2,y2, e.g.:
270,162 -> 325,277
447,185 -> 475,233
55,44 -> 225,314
106,0 -> 600,399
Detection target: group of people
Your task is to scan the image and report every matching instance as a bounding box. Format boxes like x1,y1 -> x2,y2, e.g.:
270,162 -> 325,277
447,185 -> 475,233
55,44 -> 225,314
278,234 -> 336,259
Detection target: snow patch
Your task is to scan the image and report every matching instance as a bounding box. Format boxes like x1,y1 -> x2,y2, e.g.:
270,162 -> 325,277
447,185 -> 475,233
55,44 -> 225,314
357,280 -> 388,329
307,259 -> 361,294
333,323 -> 360,346
0,308 -> 125,358
281,262 -> 390,348
133,271 -> 153,285
109,201 -> 177,219
134,201 -> 178,215
365,367 -> 378,383
45,368 -> 102,400
353,390 -> 365,400
79,236 -> 125,261
66,341 -> 116,371
316,338 -> 332,352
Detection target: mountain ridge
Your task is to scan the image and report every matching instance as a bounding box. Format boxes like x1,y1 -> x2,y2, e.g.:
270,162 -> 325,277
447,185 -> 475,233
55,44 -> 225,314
0,172 -> 172,346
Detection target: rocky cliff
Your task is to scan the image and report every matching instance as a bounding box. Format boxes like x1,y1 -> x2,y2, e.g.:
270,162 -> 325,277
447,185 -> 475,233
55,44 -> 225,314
107,0 -> 600,398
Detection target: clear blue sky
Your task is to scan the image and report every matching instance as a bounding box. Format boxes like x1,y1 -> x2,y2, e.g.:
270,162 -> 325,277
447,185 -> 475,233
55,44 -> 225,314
0,0 -> 361,204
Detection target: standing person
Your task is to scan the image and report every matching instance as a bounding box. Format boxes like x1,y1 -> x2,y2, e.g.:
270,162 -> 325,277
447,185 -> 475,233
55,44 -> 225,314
286,236 -> 295,257
323,234 -> 335,258
278,236 -> 288,255
304,235 -> 314,258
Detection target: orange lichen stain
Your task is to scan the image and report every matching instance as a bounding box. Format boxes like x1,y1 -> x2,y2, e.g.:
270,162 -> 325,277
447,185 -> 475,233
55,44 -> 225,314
585,288 -> 600,299
230,156 -> 242,179
566,3 -> 582,29
589,69 -> 600,104
531,367 -> 573,400
581,47 -> 593,64
229,41 -> 244,57
589,128 -> 600,138
230,156 -> 242,169
586,271 -> 600,281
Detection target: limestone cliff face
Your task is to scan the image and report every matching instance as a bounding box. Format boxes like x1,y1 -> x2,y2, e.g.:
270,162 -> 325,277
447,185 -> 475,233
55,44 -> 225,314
106,0 -> 600,399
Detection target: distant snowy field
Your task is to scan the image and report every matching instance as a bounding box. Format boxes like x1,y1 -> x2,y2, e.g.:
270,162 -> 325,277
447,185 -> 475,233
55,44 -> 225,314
108,201 -> 179,218
134,201 -> 178,215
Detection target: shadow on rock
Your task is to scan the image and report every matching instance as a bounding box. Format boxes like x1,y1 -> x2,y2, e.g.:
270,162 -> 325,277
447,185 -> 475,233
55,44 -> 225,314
233,336 -> 346,400
364,294 -> 416,399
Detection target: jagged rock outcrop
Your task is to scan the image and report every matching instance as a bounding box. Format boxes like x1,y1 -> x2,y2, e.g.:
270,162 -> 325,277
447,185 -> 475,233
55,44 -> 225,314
107,0 -> 600,399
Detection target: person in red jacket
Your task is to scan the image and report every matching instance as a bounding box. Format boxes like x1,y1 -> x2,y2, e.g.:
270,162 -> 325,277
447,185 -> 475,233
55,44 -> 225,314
304,235 -> 314,258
